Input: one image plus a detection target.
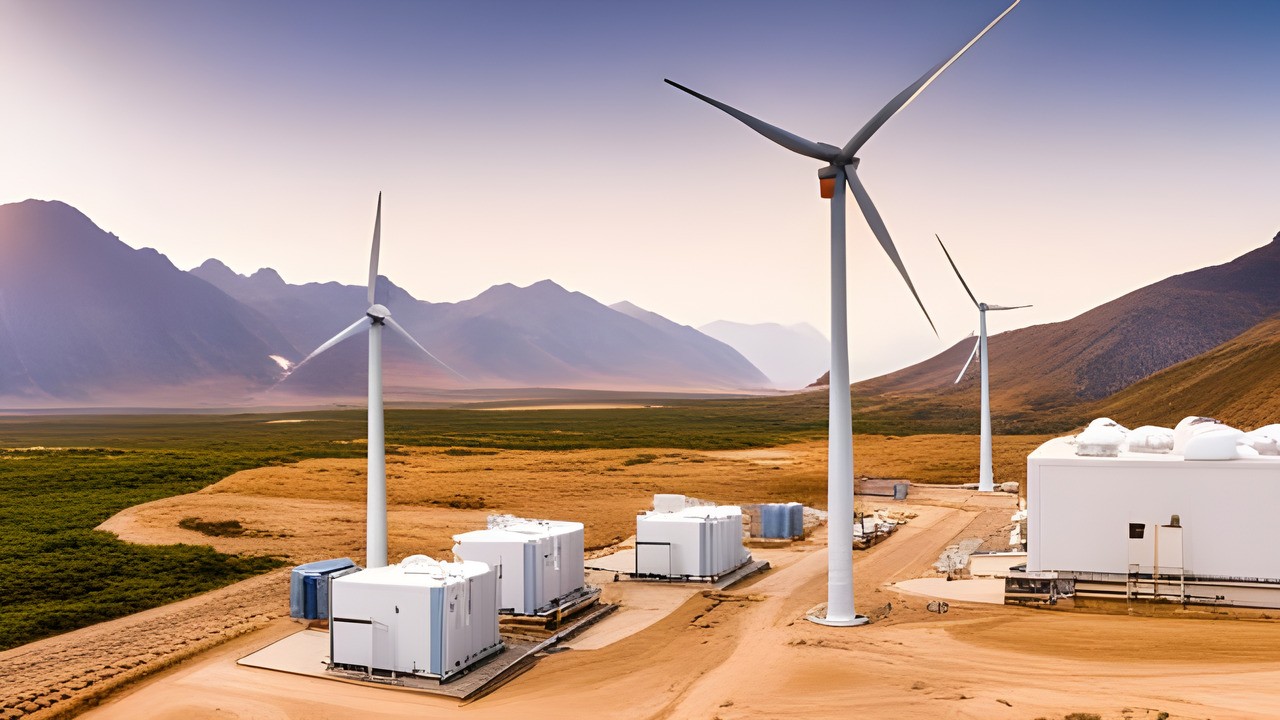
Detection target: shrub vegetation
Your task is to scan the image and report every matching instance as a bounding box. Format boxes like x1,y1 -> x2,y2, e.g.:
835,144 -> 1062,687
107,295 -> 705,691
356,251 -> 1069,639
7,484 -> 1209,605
0,393 -> 1073,650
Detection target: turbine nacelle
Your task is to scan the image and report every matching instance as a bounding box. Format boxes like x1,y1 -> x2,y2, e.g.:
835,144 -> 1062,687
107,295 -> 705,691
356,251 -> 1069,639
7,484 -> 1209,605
817,160 -> 859,199
367,304 -> 390,323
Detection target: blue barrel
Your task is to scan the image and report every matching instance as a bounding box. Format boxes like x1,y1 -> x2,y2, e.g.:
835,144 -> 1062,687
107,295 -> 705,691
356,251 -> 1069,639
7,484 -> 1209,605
760,504 -> 781,538
290,557 -> 356,619
786,503 -> 804,538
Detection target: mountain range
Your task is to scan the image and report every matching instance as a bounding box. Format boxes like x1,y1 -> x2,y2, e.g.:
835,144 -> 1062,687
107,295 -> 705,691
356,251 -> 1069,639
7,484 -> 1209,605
0,199 -> 771,406
4,198 -> 1276,418
0,200 -> 295,404
816,231 -> 1280,429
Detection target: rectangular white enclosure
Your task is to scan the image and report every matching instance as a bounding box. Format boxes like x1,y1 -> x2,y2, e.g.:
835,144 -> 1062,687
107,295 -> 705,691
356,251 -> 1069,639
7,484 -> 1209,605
452,518 -> 586,615
635,505 -> 749,578
1027,436 -> 1280,581
329,555 -> 502,680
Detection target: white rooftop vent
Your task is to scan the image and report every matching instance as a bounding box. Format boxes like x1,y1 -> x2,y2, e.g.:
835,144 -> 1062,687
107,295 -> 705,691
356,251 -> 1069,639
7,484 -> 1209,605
1243,425 -> 1280,456
1184,426 -> 1246,460
1172,416 -> 1222,454
1125,425 -> 1175,454
1075,419 -> 1128,457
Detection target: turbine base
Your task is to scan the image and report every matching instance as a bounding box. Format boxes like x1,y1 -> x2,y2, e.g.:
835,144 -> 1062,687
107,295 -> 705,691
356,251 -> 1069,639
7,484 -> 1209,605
805,603 -> 869,627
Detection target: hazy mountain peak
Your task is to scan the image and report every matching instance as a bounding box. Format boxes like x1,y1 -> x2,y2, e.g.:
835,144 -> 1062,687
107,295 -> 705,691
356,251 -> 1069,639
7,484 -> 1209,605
699,320 -> 830,390
248,267 -> 286,286
0,199 -> 298,403
196,257 -> 235,275
0,198 -> 117,253
610,300 -> 657,320
520,279 -> 578,299
471,279 -> 576,307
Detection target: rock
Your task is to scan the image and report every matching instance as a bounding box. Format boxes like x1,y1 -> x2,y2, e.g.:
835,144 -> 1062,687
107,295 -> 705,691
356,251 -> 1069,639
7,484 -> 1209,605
1000,482 -> 1019,494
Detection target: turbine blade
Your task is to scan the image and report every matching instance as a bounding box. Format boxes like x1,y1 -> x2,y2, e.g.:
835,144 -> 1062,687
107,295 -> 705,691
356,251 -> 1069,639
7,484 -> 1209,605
845,166 -> 936,335
384,316 -> 468,381
936,234 -> 980,308
368,192 -> 382,305
986,303 -> 1032,311
839,0 -> 1020,160
664,79 -> 838,162
293,316 -> 370,373
955,336 -> 981,384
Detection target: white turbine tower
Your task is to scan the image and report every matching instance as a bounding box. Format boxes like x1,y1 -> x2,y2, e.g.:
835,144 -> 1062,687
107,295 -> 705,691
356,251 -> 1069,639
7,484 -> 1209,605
291,193 -> 459,568
665,0 -> 1019,626
937,235 -> 1030,493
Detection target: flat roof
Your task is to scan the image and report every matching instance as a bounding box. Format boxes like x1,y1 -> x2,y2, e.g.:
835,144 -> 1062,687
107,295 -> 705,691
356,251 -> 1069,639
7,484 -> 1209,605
335,559 -> 490,588
1030,435 -> 1280,467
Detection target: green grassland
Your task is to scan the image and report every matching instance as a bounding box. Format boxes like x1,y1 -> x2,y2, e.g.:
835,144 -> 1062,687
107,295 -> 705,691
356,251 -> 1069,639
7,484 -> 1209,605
0,393 -> 1074,651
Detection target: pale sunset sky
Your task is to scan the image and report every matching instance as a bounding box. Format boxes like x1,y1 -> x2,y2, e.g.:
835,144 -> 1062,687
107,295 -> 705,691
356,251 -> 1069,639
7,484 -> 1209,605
1,0 -> 1276,380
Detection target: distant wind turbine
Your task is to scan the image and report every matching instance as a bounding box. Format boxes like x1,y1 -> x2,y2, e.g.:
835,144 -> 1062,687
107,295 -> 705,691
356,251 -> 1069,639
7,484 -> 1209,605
937,234 -> 1029,493
291,194 -> 460,568
665,0 -> 1019,626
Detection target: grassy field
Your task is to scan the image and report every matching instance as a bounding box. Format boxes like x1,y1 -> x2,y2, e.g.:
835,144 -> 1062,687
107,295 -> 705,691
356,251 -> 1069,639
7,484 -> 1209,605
0,394 -> 1071,651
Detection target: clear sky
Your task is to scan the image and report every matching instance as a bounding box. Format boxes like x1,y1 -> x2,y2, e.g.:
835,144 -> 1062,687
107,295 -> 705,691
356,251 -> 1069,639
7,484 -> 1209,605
1,0 -> 1276,380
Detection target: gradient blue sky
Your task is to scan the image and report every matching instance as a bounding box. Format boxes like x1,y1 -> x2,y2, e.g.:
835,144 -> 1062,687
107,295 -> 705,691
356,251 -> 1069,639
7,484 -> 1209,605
1,0 -> 1277,380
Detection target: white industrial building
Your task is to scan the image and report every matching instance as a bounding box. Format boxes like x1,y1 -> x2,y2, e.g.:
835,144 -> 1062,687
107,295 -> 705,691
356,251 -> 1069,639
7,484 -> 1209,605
1023,423 -> 1280,608
329,555 -> 503,680
636,498 -> 750,579
452,517 -> 587,615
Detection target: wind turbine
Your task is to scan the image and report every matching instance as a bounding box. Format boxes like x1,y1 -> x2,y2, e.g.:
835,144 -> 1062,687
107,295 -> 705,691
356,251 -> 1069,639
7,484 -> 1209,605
665,0 -> 1018,626
937,235 -> 1030,493
291,193 -> 459,568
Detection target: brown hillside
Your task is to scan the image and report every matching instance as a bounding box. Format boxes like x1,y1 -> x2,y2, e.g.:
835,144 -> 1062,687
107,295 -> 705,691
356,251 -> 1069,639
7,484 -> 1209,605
1089,312 -> 1280,429
843,232 -> 1280,413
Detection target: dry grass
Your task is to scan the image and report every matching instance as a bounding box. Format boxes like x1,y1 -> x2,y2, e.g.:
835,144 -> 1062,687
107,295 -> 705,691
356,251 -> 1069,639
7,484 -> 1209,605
105,434 -> 1053,567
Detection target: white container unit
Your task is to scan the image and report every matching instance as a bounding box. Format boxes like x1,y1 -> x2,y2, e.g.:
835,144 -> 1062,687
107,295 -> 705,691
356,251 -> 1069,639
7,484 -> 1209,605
329,556 -> 502,680
635,505 -> 749,579
452,519 -> 586,615
1025,434 -> 1280,607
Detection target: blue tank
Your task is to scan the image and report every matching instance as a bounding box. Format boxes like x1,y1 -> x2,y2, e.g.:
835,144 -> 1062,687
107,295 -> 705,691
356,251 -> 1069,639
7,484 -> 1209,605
289,557 -> 356,619
787,502 -> 804,538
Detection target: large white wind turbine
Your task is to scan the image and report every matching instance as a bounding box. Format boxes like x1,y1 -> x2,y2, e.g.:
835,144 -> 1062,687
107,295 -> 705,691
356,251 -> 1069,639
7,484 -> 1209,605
291,194 -> 459,568
937,235 -> 1029,493
665,0 -> 1018,626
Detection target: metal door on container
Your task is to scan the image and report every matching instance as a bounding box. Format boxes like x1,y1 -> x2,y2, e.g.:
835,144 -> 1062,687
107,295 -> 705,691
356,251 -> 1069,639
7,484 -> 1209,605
333,619 -> 371,669
636,541 -> 671,576
371,619 -> 394,672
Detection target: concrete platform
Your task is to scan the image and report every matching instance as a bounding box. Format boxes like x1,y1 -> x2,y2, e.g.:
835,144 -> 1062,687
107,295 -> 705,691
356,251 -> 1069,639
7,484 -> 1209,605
238,601 -> 617,701
587,549 -> 770,590
237,630 -> 538,700
585,548 -> 636,574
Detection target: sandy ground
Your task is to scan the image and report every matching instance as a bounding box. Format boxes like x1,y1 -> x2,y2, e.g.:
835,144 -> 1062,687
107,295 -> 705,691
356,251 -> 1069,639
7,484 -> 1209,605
474,404 -> 665,411
78,497 -> 1280,720
893,576 -> 1007,604
10,441 -> 1280,719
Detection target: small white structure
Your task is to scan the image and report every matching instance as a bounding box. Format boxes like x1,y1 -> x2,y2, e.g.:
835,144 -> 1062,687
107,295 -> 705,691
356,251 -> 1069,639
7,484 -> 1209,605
636,497 -> 750,579
329,555 -> 502,680
1024,426 -> 1280,607
452,517 -> 586,615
